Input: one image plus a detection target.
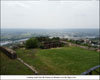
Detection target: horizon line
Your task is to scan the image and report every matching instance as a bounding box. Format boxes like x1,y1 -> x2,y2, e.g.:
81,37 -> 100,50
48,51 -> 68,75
1,28 -> 99,29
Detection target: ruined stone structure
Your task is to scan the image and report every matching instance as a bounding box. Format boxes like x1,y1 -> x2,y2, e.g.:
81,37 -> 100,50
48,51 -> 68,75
0,46 -> 17,59
41,42 -> 64,49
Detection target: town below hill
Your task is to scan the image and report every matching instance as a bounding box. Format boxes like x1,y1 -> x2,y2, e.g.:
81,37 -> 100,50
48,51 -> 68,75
0,36 -> 100,75
0,29 -> 100,75
2,36 -> 100,52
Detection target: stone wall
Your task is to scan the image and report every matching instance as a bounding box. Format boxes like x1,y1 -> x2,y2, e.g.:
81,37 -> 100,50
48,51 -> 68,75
0,46 -> 17,59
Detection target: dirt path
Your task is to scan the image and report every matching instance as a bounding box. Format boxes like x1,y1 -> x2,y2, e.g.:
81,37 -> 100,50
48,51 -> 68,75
17,57 -> 38,74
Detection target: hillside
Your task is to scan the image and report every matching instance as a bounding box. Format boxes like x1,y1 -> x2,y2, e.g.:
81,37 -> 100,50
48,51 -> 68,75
0,51 -> 34,75
16,46 -> 99,75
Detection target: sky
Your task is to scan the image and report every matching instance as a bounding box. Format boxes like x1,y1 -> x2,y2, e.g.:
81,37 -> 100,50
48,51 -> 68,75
1,0 -> 99,29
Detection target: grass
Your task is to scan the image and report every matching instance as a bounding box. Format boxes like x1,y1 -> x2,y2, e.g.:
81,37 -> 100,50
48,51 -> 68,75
0,51 -> 34,75
16,46 -> 99,75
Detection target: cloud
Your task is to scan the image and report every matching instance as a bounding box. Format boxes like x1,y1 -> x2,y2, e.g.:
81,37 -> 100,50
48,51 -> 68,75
1,0 -> 99,29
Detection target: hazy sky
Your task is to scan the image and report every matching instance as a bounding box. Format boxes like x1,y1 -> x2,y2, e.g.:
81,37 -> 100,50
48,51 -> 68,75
1,0 -> 99,29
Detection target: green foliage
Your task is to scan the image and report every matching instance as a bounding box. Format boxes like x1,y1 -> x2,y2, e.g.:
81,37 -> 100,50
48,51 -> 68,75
39,43 -> 45,49
16,46 -> 99,75
25,37 -> 39,49
52,37 -> 60,41
36,36 -> 50,42
0,52 -> 34,75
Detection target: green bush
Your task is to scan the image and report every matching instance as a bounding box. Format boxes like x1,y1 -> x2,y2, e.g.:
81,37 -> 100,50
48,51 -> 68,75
25,37 -> 39,49
39,44 -> 45,49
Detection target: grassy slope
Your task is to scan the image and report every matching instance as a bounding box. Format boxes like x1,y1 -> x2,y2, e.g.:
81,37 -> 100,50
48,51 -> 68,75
0,51 -> 34,75
16,46 -> 99,75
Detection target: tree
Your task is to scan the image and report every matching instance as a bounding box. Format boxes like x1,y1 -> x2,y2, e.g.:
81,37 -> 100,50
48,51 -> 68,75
52,37 -> 60,41
25,37 -> 39,49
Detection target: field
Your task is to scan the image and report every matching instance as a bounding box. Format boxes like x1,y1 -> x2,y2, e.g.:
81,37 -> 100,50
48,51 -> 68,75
0,51 -> 34,75
16,46 -> 99,75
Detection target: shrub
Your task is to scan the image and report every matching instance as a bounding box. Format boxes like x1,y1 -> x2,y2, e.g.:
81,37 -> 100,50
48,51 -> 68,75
39,43 -> 45,49
25,37 -> 39,49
